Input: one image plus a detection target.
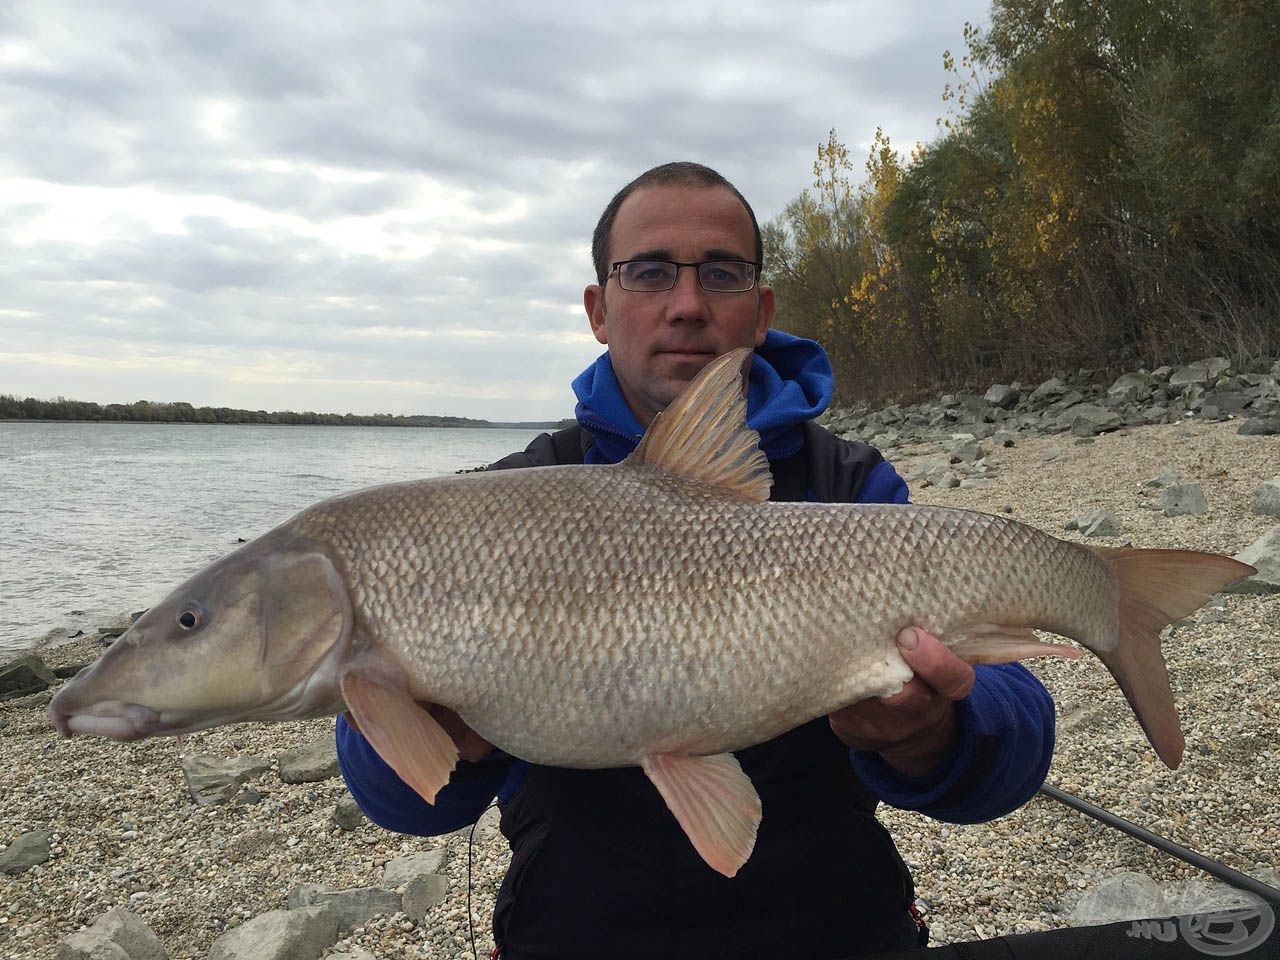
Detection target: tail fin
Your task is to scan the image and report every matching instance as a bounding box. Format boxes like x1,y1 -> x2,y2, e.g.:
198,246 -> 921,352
1088,547 -> 1256,769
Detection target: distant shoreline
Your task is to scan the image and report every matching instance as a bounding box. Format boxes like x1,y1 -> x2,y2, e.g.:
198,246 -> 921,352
0,417 -> 568,430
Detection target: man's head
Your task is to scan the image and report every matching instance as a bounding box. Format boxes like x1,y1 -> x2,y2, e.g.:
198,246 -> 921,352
585,162 -> 774,427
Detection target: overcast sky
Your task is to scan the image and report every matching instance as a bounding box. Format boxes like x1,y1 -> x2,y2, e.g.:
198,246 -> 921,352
0,1 -> 990,422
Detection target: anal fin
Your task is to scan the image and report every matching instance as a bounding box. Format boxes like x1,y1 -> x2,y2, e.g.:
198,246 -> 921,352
949,624 -> 1083,665
641,752 -> 762,878
341,669 -> 458,804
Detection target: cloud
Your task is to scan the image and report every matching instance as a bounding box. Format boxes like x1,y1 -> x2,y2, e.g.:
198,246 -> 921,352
0,0 -> 990,420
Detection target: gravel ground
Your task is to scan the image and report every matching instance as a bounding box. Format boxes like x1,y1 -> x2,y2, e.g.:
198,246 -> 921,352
2,418 -> 1277,958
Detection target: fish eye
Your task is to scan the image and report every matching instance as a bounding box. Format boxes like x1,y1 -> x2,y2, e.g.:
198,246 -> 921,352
177,609 -> 200,630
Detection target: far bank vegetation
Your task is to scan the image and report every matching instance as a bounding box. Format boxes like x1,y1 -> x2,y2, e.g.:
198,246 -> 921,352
766,0 -> 1280,407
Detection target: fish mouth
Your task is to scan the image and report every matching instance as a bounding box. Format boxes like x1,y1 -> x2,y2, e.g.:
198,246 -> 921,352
48,699 -> 181,741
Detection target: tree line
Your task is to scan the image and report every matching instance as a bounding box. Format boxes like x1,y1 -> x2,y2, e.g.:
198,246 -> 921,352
0,394 -> 489,428
765,0 -> 1280,406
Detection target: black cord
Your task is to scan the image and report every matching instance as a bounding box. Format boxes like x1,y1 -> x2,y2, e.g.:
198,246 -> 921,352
468,801 -> 499,960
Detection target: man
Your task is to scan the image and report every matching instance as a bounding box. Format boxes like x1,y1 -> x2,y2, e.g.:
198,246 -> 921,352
337,162 -> 1055,959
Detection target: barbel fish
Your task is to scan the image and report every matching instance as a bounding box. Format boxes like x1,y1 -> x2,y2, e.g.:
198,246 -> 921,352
49,349 -> 1255,877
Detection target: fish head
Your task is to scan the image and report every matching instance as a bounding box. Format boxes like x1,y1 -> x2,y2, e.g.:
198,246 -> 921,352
49,534 -> 353,740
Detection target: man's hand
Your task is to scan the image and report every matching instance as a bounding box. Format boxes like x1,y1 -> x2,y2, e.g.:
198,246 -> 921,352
343,704 -> 495,763
829,627 -> 975,778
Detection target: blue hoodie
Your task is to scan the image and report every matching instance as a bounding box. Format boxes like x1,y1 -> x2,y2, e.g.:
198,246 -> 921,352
336,330 -> 1055,833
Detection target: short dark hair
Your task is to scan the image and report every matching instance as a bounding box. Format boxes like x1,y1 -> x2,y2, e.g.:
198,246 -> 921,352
590,162 -> 763,285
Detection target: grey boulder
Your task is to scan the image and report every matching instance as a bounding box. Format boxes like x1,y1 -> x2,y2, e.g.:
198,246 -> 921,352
1070,871 -> 1168,925
277,737 -> 340,784
57,908 -> 167,960
1069,404 -> 1123,437
984,384 -> 1020,409
1238,417 -> 1280,436
0,828 -> 52,874
208,908 -> 339,960
1066,510 -> 1121,538
182,754 -> 271,806
286,886 -> 403,931
1160,483 -> 1208,517
1251,478 -> 1280,517
1227,524 -> 1280,594
0,654 -> 57,698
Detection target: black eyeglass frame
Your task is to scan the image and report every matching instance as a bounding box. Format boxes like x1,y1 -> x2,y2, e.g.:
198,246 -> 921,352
608,259 -> 764,293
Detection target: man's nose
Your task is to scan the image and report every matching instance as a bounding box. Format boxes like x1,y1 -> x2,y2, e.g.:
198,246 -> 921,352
664,265 -> 709,321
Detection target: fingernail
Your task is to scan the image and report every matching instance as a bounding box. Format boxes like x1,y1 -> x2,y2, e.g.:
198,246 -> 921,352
897,627 -> 919,651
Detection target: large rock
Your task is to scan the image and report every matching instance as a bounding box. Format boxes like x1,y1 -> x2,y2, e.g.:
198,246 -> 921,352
1227,524 -> 1280,594
57,908 -> 167,960
0,829 -> 52,874
1252,478 -> 1280,517
208,908 -> 339,960
1238,417 -> 1280,436
1066,509 -> 1121,538
0,654 -> 57,697
1160,483 -> 1208,517
1169,357 -> 1230,388
984,384 -> 1020,409
383,850 -> 448,888
1029,377 -> 1068,403
1069,404 -> 1123,437
330,797 -> 366,832
945,434 -> 986,464
1070,871 -> 1168,925
402,874 -> 449,924
277,738 -> 340,784
1106,372 -> 1151,405
286,887 -> 402,931
182,754 -> 271,806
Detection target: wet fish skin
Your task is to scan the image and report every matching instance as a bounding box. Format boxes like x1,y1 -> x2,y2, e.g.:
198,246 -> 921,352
48,349 -> 1256,877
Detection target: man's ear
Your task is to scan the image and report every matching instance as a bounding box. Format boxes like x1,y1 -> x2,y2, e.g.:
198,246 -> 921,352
585,284 -> 608,345
754,285 -> 775,347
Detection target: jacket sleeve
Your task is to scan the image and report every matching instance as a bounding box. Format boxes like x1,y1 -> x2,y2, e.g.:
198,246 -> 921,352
850,458 -> 1057,822
335,713 -> 514,835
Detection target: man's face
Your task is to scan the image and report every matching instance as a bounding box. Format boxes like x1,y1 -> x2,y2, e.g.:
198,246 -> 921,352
584,185 -> 774,427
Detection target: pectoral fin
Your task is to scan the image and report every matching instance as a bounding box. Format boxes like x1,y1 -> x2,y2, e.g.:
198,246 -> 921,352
340,669 -> 458,804
948,624 -> 1082,665
642,752 -> 762,878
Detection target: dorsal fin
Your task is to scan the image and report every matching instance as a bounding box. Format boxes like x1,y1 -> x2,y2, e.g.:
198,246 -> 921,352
626,348 -> 772,502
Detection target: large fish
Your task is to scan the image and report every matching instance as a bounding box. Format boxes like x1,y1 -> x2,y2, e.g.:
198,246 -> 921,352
49,349 -> 1254,877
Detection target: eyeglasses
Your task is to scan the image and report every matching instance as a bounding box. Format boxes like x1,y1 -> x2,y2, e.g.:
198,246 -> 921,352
609,259 -> 761,293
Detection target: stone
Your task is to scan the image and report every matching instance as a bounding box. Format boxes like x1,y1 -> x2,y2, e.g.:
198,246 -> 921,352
383,850 -> 448,888
1238,417 -> 1280,436
1160,483 -> 1208,516
907,456 -> 951,483
1070,871 -> 1168,925
290,888 -> 403,931
331,797 -> 366,832
993,430 -> 1019,447
984,384 -> 1020,409
401,874 -> 449,924
277,737 -> 340,784
1066,510 -> 1121,538
182,754 -> 271,806
325,950 -> 377,960
1165,879 -> 1265,915
95,614 -> 135,640
1170,357 -> 1230,387
1069,404 -> 1123,437
1251,478 -> 1280,517
1106,372 -> 1151,405
0,654 -> 57,696
1145,467 -> 1181,488
0,828 -> 52,874
57,909 -> 167,960
1030,377 -> 1068,403
945,435 -> 985,464
1226,524 -> 1280,594
208,908 -> 339,960
53,661 -> 93,680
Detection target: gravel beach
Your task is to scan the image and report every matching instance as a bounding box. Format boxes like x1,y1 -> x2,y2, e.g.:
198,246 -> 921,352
2,417 -> 1277,959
